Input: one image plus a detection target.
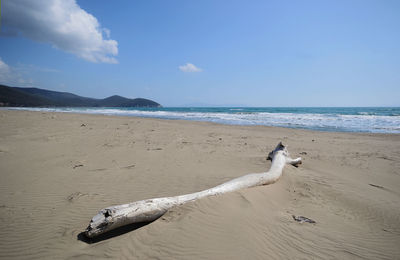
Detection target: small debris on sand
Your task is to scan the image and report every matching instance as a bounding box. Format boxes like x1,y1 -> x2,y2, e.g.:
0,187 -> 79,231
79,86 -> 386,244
67,192 -> 84,201
73,164 -> 84,169
292,215 -> 316,224
369,183 -> 384,189
122,164 -> 136,169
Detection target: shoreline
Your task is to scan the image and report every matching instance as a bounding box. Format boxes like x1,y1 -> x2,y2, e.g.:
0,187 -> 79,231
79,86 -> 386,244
0,110 -> 399,259
3,106 -> 400,134
1,108 -> 399,136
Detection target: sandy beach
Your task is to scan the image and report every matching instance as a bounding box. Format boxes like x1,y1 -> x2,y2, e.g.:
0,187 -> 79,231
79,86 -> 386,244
0,110 -> 399,259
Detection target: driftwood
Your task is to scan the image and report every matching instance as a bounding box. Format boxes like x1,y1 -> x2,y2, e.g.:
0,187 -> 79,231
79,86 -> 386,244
85,142 -> 302,238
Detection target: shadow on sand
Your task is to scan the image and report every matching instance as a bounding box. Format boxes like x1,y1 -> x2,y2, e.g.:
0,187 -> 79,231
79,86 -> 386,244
77,221 -> 152,244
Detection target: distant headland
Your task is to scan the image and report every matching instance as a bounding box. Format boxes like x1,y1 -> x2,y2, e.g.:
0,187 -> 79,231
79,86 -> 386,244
0,85 -> 162,108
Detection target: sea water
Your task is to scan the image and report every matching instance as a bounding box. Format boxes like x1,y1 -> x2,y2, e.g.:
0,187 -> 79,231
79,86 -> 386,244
4,107 -> 400,133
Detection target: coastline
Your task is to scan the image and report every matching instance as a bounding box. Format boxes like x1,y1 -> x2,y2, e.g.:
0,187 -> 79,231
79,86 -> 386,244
3,106 -> 399,134
0,110 -> 399,259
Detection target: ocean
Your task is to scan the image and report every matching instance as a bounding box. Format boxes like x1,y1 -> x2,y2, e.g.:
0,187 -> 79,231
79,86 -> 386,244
4,107 -> 400,133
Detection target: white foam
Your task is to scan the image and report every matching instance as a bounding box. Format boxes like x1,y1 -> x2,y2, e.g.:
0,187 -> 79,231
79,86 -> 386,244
2,107 -> 399,133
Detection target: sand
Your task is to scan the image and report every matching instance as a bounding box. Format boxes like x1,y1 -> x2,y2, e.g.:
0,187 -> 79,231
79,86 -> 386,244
0,110 -> 399,259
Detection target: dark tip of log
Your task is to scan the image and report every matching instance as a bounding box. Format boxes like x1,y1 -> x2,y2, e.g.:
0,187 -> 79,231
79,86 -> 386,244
267,142 -> 286,160
79,221 -> 153,244
267,142 -> 286,161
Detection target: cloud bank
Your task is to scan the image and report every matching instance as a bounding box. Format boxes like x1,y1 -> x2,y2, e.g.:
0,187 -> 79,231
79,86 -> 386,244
179,63 -> 202,72
0,58 -> 34,87
2,0 -> 118,64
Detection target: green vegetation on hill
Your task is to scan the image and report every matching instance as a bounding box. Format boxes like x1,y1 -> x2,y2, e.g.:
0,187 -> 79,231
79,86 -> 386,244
0,85 -> 162,107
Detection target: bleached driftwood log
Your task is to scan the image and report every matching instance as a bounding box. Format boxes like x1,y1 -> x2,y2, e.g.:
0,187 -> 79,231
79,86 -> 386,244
85,142 -> 301,238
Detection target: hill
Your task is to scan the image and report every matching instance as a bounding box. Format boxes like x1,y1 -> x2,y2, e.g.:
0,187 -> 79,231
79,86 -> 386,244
0,85 -> 161,107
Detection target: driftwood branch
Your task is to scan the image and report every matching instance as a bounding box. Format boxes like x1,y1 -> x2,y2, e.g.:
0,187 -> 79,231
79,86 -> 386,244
85,142 -> 301,238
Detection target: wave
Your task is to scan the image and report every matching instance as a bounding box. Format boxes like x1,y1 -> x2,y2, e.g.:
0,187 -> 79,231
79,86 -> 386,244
3,107 -> 400,133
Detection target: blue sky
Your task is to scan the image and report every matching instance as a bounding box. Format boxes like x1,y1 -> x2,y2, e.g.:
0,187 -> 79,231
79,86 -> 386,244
0,0 -> 399,106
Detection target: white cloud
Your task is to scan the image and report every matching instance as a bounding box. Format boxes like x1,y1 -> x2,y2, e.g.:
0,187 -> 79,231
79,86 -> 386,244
103,28 -> 111,38
0,59 -> 11,78
0,58 -> 34,87
179,63 -> 202,73
2,0 -> 118,64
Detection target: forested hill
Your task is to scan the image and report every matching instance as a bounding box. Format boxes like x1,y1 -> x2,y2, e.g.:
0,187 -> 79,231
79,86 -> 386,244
0,85 -> 161,107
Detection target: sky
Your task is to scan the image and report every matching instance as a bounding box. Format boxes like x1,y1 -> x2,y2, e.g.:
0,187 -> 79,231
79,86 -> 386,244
0,0 -> 399,107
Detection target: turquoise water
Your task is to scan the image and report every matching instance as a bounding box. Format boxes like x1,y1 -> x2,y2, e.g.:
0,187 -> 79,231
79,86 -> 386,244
5,107 -> 400,133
